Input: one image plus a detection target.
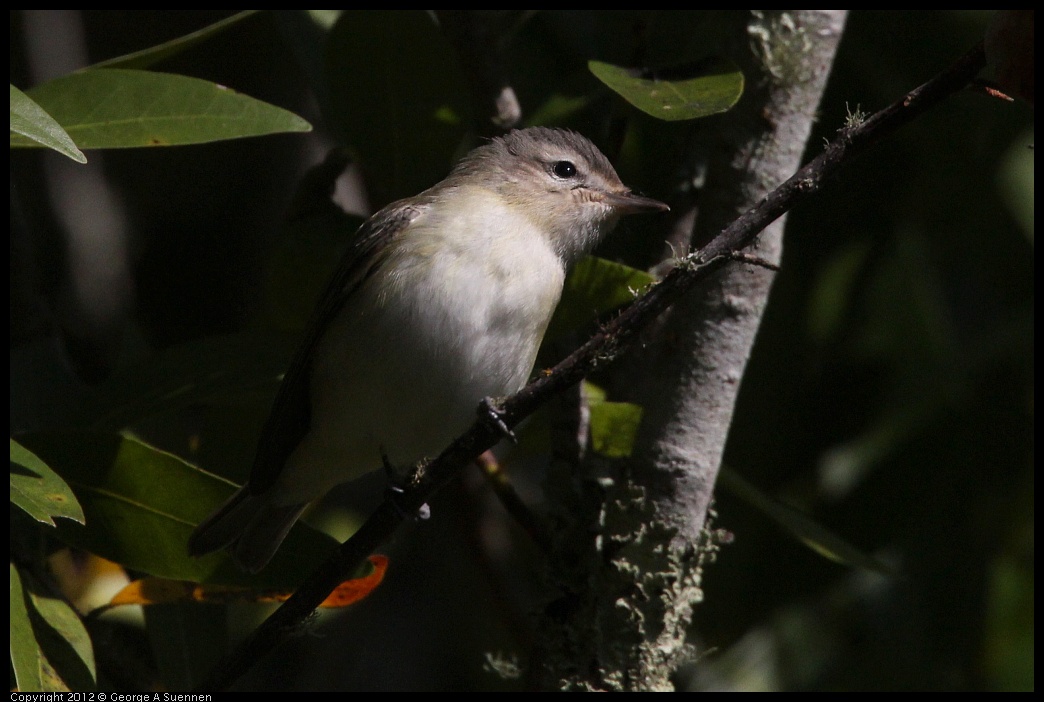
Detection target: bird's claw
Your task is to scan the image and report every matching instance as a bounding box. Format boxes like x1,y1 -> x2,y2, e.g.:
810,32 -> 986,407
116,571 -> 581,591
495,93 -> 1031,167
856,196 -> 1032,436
382,449 -> 430,520
479,396 -> 517,444
385,482 -> 431,521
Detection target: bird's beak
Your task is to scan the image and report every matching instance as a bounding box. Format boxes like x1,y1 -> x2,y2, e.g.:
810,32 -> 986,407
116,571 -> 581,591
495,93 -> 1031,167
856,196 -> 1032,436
603,190 -> 670,215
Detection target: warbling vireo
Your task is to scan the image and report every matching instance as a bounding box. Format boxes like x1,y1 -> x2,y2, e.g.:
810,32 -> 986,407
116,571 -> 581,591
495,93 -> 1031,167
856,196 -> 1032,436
188,127 -> 668,572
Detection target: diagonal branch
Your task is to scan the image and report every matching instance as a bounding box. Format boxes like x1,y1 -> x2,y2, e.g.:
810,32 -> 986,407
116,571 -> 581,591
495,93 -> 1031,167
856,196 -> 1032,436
196,42 -> 987,692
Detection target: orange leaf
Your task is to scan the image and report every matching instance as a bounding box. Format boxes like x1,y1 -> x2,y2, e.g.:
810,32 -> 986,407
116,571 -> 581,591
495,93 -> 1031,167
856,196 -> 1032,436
318,554 -> 388,608
102,555 -> 389,610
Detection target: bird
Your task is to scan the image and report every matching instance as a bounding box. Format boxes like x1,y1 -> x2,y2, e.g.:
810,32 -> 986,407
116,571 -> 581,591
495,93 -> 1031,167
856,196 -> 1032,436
188,127 -> 669,572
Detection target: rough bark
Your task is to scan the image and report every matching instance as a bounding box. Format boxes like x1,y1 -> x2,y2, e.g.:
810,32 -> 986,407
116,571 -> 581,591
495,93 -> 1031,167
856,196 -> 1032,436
536,11 -> 849,691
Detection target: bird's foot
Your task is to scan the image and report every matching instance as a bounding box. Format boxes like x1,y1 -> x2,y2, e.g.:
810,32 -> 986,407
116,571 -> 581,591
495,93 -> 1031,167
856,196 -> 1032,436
478,396 -> 517,444
382,449 -> 430,520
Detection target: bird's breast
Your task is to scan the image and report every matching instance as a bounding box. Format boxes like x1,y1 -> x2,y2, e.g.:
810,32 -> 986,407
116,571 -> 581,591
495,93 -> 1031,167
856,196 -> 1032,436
374,190 -> 566,393
304,191 -> 567,471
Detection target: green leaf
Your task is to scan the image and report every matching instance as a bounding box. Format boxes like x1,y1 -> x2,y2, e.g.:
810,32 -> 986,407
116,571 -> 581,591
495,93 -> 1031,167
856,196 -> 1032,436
546,256 -> 656,342
524,93 -> 593,127
10,438 -> 86,526
17,432 -> 341,589
818,399 -> 937,500
89,11 -> 259,70
307,10 -> 343,31
70,332 -> 297,431
10,565 -> 96,692
325,10 -> 470,207
25,575 -> 96,691
10,565 -> 44,692
588,394 -> 643,459
10,69 -> 311,150
589,58 -> 744,122
9,84 -> 86,162
718,468 -> 892,574
984,552 -> 1036,691
806,240 -> 873,343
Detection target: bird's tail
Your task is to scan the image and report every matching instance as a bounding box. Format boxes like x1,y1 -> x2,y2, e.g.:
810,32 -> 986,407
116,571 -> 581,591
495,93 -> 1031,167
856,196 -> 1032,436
188,485 -> 307,574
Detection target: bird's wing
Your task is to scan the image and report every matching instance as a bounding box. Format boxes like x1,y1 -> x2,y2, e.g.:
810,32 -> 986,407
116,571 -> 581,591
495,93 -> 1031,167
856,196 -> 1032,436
247,200 -> 427,494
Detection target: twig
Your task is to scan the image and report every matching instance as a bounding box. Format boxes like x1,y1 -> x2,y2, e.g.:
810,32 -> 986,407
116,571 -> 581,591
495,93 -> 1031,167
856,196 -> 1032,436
195,41 -> 987,692
724,251 -> 782,272
474,451 -> 553,555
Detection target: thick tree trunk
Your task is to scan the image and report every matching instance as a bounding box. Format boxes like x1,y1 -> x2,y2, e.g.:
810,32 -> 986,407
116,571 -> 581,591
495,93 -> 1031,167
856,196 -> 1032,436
536,11 -> 849,691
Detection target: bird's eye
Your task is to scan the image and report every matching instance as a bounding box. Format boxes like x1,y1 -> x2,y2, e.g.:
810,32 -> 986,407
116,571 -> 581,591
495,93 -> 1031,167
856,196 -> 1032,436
552,160 -> 577,179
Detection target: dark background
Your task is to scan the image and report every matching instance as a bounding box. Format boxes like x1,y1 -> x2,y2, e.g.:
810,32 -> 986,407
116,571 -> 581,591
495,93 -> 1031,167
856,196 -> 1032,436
10,11 -> 1033,691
